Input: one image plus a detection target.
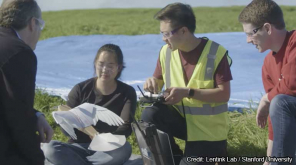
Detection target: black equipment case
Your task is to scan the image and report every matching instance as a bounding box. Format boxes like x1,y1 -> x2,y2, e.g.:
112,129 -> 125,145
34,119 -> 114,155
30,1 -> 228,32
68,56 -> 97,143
131,120 -> 175,165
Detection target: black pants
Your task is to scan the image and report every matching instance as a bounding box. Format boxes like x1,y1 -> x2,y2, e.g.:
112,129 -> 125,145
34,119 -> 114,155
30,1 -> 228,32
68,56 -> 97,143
141,103 -> 227,165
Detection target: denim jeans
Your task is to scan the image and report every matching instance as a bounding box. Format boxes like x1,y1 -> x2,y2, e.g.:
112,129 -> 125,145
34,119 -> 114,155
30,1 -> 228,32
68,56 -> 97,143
270,94 -> 296,165
42,140 -> 132,165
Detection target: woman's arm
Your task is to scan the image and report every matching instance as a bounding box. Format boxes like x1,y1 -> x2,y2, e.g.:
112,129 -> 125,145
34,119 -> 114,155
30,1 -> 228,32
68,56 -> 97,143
66,84 -> 81,108
112,86 -> 137,137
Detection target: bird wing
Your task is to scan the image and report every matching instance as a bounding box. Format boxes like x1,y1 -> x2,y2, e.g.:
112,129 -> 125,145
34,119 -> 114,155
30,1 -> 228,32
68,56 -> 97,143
65,103 -> 124,128
91,104 -> 124,126
52,111 -> 83,140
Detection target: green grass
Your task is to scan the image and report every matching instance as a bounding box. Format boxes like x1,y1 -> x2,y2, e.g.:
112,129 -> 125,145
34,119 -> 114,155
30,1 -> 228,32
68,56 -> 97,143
228,111 -> 268,157
33,6 -> 295,164
40,6 -> 296,40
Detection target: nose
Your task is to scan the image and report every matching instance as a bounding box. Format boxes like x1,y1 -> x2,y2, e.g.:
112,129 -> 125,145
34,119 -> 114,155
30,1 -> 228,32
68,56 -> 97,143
101,66 -> 109,72
162,36 -> 167,42
246,36 -> 252,43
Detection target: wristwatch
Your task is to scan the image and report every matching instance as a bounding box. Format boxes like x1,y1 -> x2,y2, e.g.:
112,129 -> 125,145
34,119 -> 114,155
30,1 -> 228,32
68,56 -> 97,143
188,88 -> 194,98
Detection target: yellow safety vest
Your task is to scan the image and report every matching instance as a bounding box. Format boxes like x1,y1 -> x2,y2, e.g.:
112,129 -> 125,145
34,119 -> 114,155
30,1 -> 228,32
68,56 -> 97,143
159,39 -> 232,141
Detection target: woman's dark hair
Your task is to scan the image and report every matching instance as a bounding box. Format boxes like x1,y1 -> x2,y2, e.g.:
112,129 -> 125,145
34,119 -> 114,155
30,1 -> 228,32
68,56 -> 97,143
93,44 -> 125,79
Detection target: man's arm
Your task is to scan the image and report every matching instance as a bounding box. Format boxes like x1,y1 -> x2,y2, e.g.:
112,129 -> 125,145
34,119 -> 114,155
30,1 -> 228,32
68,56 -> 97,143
262,60 -> 274,94
144,54 -> 165,94
256,62 -> 273,128
164,54 -> 232,105
0,50 -> 44,164
164,81 -> 230,105
189,81 -> 230,102
36,114 -> 54,143
267,40 -> 296,101
33,108 -> 54,143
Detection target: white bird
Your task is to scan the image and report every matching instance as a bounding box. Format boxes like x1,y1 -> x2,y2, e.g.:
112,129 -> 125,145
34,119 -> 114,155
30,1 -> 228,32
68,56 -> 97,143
52,103 -> 124,140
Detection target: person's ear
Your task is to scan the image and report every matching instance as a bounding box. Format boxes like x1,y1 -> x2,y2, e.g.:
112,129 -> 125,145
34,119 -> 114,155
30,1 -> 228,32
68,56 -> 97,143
28,17 -> 36,32
264,23 -> 272,35
183,26 -> 191,34
181,28 -> 184,34
182,27 -> 187,34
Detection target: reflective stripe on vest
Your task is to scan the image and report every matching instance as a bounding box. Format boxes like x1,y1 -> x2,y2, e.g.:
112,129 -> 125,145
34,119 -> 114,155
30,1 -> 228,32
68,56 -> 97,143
176,104 -> 228,115
165,47 -> 172,89
205,41 -> 219,81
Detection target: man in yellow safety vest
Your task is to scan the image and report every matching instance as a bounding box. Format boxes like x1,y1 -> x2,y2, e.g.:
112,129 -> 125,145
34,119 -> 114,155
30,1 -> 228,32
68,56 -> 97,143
142,3 -> 233,165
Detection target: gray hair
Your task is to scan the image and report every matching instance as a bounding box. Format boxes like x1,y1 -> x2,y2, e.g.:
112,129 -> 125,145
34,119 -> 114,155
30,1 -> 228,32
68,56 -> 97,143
0,0 -> 40,30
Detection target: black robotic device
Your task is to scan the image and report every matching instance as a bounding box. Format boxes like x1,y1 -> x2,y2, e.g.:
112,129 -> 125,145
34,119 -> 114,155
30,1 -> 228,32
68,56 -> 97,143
132,86 -> 175,165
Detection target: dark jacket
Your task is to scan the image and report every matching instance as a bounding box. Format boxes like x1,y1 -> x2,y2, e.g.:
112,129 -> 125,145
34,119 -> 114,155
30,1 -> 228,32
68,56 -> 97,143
0,27 -> 44,165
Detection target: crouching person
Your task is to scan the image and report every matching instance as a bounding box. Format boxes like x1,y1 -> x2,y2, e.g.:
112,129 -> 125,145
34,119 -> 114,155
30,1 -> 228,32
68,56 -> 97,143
141,3 -> 233,165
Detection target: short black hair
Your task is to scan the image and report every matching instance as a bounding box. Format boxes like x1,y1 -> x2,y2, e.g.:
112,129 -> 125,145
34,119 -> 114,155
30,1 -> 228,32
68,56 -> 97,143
154,3 -> 196,33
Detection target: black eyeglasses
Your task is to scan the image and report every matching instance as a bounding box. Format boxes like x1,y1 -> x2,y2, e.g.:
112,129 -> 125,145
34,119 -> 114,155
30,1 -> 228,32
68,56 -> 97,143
252,25 -> 264,34
246,25 -> 264,37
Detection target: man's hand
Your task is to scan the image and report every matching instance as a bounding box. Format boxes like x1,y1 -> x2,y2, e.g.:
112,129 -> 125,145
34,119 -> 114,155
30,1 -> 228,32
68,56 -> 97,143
37,115 -> 54,143
164,87 -> 188,105
256,94 -> 270,128
144,77 -> 161,94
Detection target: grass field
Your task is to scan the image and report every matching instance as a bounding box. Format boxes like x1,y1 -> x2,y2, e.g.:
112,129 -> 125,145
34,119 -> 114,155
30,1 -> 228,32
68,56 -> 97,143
40,6 -> 296,40
34,6 -> 295,164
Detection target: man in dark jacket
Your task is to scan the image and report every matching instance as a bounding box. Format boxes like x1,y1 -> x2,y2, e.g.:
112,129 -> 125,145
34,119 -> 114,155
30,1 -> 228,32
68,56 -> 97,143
0,0 -> 53,164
